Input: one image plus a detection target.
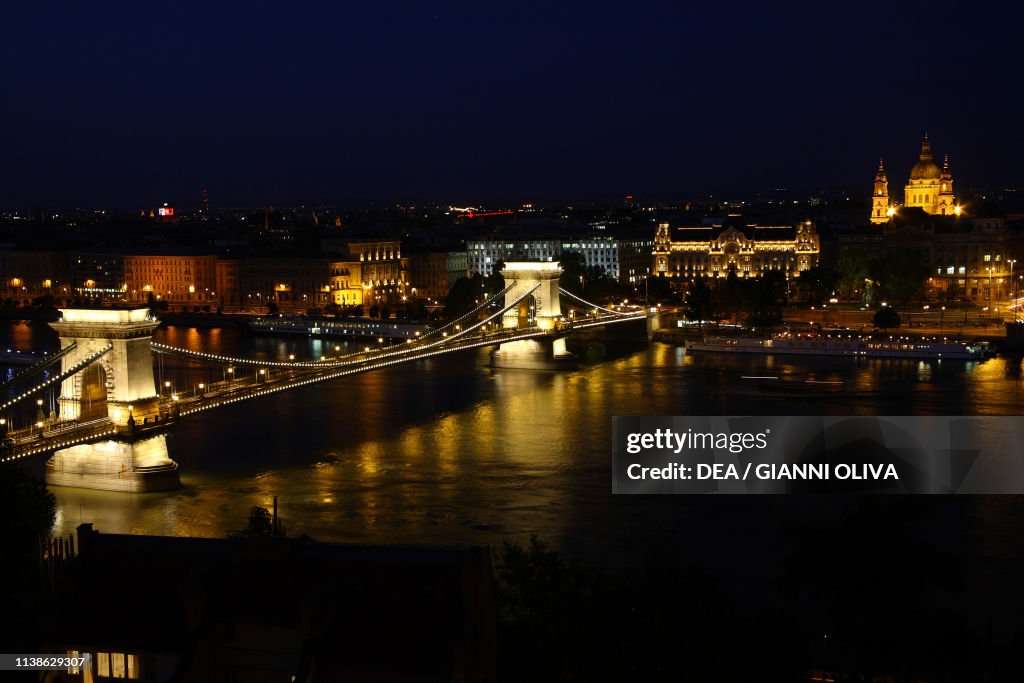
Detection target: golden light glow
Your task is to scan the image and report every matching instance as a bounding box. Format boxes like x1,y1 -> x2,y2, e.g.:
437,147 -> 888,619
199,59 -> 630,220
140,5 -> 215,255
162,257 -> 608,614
60,308 -> 150,324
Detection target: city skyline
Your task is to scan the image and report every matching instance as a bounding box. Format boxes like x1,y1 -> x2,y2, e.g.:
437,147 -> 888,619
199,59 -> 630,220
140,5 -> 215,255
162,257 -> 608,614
4,3 -> 1024,208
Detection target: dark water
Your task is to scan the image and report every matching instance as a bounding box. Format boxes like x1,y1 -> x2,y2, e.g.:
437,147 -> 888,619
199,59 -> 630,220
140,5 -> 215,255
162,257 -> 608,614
5,319 -> 1024,631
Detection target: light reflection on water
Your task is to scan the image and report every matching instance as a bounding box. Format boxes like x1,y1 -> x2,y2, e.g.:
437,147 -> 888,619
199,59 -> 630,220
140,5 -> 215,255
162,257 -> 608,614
6,322 -> 1024,618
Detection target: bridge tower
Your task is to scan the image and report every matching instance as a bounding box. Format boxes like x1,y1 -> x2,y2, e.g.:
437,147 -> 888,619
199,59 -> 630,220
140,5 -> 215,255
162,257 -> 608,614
45,308 -> 179,492
490,261 -> 577,370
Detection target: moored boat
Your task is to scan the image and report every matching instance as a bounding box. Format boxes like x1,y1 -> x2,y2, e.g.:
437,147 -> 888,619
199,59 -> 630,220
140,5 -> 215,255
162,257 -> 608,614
685,334 -> 986,360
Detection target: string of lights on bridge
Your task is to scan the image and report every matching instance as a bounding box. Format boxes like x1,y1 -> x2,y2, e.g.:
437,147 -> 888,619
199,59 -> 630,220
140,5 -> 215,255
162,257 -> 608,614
151,283 -> 543,370
0,288 -> 646,464
1,426 -> 118,464
176,327 -> 556,420
0,344 -> 112,413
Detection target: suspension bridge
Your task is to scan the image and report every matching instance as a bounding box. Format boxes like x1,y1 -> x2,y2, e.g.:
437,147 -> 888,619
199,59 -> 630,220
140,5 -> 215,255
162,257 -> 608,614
0,261 -> 652,491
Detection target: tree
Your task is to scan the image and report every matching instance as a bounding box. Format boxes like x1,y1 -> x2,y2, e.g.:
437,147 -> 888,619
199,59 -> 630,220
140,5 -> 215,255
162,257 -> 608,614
444,274 -> 490,318
870,251 -> 931,308
32,293 -> 56,308
684,277 -> 713,328
797,263 -> 838,305
747,270 -> 787,328
229,506 -> 284,538
717,266 -> 746,324
645,275 -> 675,303
836,251 -> 871,300
873,305 -> 901,329
267,300 -> 279,315
146,292 -> 159,317
558,252 -> 587,296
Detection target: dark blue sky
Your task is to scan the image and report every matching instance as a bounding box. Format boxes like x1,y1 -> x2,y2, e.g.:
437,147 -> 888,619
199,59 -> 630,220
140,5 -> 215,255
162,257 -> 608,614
3,1 -> 1022,208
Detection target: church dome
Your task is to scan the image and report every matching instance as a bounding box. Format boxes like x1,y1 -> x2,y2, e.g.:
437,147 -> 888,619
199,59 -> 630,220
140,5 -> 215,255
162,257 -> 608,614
910,159 -> 940,180
909,134 -> 940,180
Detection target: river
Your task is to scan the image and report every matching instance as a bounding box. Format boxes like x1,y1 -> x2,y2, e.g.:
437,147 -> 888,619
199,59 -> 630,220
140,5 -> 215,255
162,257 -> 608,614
4,318 -> 1024,626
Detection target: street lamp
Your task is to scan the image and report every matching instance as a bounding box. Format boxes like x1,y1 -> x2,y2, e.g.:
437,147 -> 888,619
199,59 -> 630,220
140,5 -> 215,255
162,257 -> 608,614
987,266 -> 995,311
1009,259 -> 1017,306
197,383 -> 205,397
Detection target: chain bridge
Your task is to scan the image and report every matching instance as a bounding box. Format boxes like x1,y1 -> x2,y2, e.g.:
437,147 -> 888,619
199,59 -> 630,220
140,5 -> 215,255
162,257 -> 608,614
0,261 -> 652,491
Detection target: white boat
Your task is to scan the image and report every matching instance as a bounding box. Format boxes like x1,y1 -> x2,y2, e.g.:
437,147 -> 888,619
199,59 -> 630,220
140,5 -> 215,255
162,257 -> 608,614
685,335 -> 986,360
248,316 -> 431,340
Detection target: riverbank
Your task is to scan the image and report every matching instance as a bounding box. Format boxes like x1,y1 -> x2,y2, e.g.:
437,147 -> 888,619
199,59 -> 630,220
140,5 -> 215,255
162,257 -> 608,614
653,321 -> 1010,347
0,307 -> 60,322
156,312 -> 254,328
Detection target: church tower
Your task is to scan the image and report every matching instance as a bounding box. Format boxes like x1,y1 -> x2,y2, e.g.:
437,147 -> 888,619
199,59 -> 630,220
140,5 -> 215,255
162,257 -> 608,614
870,158 -> 891,224
653,222 -> 671,276
936,154 -> 956,215
904,133 -> 943,213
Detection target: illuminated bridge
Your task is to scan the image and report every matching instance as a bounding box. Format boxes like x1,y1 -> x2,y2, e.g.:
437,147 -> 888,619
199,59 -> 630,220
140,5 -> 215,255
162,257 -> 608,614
0,261 -> 651,491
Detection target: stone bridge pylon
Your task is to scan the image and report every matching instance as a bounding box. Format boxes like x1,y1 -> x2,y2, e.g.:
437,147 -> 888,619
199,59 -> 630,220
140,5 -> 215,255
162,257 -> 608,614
45,308 -> 180,492
490,261 -> 576,370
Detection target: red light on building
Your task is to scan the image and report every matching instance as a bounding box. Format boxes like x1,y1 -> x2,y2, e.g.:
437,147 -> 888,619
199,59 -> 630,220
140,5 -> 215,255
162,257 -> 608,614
158,206 -> 175,217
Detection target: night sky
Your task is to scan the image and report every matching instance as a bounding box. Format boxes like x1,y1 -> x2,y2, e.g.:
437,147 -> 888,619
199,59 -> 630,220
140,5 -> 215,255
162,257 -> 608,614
3,1 -> 1023,208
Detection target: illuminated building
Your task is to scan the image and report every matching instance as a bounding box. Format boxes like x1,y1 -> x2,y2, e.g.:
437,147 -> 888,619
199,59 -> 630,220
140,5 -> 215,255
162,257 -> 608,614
880,216 -> 1020,305
124,253 -> 217,305
214,258 -> 241,308
329,260 -> 363,306
344,240 -> 410,307
870,159 -> 892,224
652,220 -> 820,280
72,251 -> 125,300
466,234 -> 649,285
0,249 -> 71,300
321,237 -> 412,306
870,134 -> 958,222
408,251 -> 469,300
238,257 -> 332,313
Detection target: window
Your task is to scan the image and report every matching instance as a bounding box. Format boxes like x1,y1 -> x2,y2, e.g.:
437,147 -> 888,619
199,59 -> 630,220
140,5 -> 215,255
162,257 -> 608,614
112,652 -> 126,678
97,652 -> 109,677
92,652 -> 141,679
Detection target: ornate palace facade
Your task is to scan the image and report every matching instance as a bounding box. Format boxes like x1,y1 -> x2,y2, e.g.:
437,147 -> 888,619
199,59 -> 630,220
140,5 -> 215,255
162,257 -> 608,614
652,220 -> 820,280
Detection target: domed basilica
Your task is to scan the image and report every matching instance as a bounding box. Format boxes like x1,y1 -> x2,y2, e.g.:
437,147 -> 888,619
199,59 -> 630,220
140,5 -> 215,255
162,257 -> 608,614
870,134 -> 957,224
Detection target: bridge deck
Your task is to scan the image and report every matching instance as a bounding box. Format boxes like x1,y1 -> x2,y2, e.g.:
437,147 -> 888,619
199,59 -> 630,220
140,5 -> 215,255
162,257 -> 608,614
1,312 -> 647,464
